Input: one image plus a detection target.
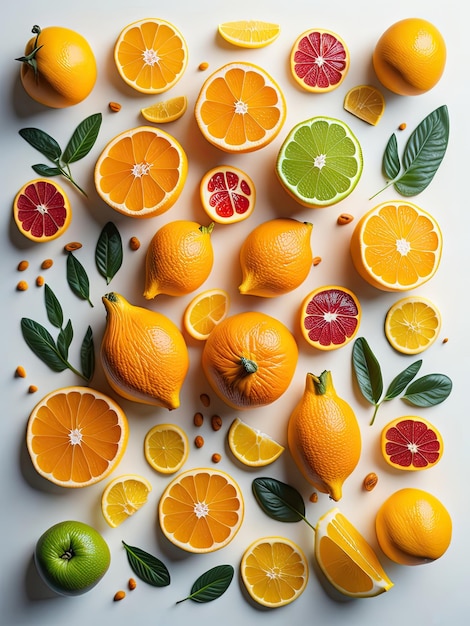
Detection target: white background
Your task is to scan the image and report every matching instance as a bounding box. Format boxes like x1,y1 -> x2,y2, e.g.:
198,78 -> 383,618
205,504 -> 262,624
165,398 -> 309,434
1,1 -> 469,624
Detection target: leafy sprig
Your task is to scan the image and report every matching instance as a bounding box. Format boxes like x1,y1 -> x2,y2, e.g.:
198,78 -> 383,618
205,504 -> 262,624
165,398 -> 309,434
176,565 -> 234,604
19,112 -> 102,196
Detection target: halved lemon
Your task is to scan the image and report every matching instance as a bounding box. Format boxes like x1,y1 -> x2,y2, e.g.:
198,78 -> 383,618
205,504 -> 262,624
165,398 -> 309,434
183,288 -> 230,340
101,474 -> 152,527
144,423 -> 189,474
218,21 -> 280,48
385,296 -> 441,354
228,418 -> 284,467
141,96 -> 188,123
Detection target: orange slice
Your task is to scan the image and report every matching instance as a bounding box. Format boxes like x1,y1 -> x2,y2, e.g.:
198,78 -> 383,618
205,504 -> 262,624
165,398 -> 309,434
385,296 -> 441,354
300,286 -> 361,350
200,165 -> 256,224
381,416 -> 443,471
13,179 -> 71,242
26,386 -> 129,488
228,418 -> 284,467
144,423 -> 189,473
350,201 -> 443,291
114,18 -> 188,94
290,29 -> 350,93
101,474 -> 152,527
94,126 -> 188,218
240,536 -> 308,607
141,95 -> 188,123
194,62 -> 286,153
183,288 -> 230,340
218,21 -> 280,48
158,468 -> 244,553
344,85 -> 385,126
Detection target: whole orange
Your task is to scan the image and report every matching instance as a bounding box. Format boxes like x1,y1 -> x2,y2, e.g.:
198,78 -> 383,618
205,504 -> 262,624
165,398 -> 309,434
372,18 -> 446,96
17,25 -> 97,108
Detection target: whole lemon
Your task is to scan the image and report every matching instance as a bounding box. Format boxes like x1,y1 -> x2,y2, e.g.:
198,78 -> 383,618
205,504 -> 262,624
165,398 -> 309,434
17,25 -> 97,108
375,488 -> 452,565
372,18 -> 446,96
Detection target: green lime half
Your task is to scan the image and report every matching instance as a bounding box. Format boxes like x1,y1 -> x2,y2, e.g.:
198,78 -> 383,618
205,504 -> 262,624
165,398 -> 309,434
276,116 -> 363,207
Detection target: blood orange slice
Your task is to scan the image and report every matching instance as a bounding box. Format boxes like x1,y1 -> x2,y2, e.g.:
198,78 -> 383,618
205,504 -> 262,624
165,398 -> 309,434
200,165 -> 255,224
300,286 -> 361,350
381,416 -> 443,471
290,29 -> 350,93
13,179 -> 72,242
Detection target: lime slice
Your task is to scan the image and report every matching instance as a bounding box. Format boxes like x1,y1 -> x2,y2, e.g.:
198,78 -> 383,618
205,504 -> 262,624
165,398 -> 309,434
276,116 -> 363,207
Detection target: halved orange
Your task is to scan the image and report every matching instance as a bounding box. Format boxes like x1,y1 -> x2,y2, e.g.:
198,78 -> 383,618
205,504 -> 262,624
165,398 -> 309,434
13,179 -> 71,242
344,85 -> 385,126
158,468 -> 244,553
290,29 -> 350,93
194,62 -> 286,153
26,386 -> 129,488
114,18 -> 188,94
200,165 -> 256,224
183,288 -> 230,340
381,416 -> 443,471
300,286 -> 361,350
94,126 -> 188,218
350,201 -> 443,291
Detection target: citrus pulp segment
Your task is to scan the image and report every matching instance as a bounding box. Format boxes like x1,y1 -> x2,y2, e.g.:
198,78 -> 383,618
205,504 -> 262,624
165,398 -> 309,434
13,179 -> 72,242
276,116 -> 363,207
141,95 -> 188,123
315,508 -> 394,598
240,536 -> 308,607
26,386 -> 129,488
114,18 -> 188,93
290,29 -> 349,93
94,126 -> 188,218
218,20 -> 281,48
343,85 -> 385,125
158,468 -> 244,553
381,416 -> 443,471
144,423 -> 189,473
350,201 -> 443,291
300,286 -> 361,350
385,296 -> 441,354
194,62 -> 286,153
228,418 -> 285,467
200,165 -> 256,224
183,289 -> 230,340
101,474 -> 152,527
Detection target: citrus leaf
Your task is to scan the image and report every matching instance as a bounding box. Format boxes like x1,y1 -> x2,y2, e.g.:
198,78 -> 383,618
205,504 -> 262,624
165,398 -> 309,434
177,565 -> 234,604
66,252 -> 93,307
44,284 -> 63,329
352,337 -> 383,404
403,373 -> 452,407
57,320 -> 73,360
122,542 -> 170,587
95,222 -> 123,284
32,164 -> 62,177
252,477 -> 306,523
383,133 -> 401,180
384,360 -> 422,400
20,318 -> 68,372
62,112 -> 102,164
19,127 -> 62,162
80,326 -> 95,382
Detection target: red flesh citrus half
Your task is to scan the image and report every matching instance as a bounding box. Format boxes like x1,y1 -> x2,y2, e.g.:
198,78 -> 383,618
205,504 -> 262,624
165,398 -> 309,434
200,165 -> 256,224
290,29 -> 350,93
300,285 -> 361,350
13,179 -> 71,242
381,416 -> 443,471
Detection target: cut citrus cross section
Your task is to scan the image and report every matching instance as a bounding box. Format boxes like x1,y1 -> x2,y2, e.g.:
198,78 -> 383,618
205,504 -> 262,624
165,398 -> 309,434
183,288 -> 230,340
13,179 -> 71,242
315,508 -> 394,598
276,116 -> 363,207
385,296 -> 441,354
144,423 -> 189,473
228,418 -> 285,467
240,536 -> 308,607
381,416 -> 443,471
200,165 -> 256,224
195,62 -> 286,153
94,126 -> 188,218
141,95 -> 188,123
344,85 -> 385,126
218,20 -> 281,48
101,474 -> 152,527
290,29 -> 350,93
26,386 -> 129,488
300,286 -> 361,350
114,18 -> 188,94
158,468 -> 244,553
350,201 -> 443,291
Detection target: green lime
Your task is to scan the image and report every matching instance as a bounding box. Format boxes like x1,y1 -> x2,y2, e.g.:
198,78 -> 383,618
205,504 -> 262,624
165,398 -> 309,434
276,116 -> 363,207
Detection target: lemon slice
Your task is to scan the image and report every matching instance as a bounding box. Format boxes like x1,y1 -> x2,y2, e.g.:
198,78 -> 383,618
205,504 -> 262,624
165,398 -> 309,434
218,20 -> 280,48
228,418 -> 285,467
183,289 -> 230,340
344,85 -> 385,125
141,96 -> 188,123
385,296 -> 441,354
101,474 -> 152,528
144,423 -> 189,474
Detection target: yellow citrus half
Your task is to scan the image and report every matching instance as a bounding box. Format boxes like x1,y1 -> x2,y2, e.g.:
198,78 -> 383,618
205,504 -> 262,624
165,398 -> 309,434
144,423 -> 189,474
385,296 -> 441,354
343,85 -> 385,125
218,21 -> 280,48
183,288 -> 230,340
141,95 -> 188,123
101,474 -> 152,527
228,418 -> 285,467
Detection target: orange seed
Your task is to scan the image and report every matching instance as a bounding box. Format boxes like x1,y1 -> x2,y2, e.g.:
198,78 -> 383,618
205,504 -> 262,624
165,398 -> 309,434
41,259 -> 53,269
114,590 -> 126,601
129,236 -> 141,251
28,385 -> 38,394
193,412 -> 204,427
212,453 -> 222,463
15,365 -> 27,378
17,260 -> 29,271
211,415 -> 223,431
195,435 -> 205,448
64,241 -> 82,252
36,276 -> 45,287
17,280 -> 28,291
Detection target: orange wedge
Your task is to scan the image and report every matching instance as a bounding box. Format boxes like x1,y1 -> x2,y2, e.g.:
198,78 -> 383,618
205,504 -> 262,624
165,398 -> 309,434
101,474 -> 152,527
218,21 -> 280,48
183,288 -> 230,340
228,418 -> 284,467
141,96 -> 188,123
344,85 -> 385,126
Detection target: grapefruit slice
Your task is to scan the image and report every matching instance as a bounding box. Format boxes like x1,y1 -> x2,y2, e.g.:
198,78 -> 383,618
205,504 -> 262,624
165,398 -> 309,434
300,286 -> 361,350
200,165 -> 256,224
381,416 -> 443,471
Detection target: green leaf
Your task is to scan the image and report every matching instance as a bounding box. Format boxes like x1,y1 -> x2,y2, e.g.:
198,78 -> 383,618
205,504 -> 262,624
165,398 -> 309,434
383,133 -> 401,180
62,113 -> 102,164
57,320 -> 73,360
95,222 -> 123,284
122,542 -> 170,587
177,565 -> 234,604
252,477 -> 307,524
19,127 -> 62,162
32,164 -> 62,177
403,373 -> 452,407
352,337 -> 383,405
80,326 -> 95,382
66,253 -> 93,307
44,284 -> 63,328
20,318 -> 68,372
384,360 -> 422,400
